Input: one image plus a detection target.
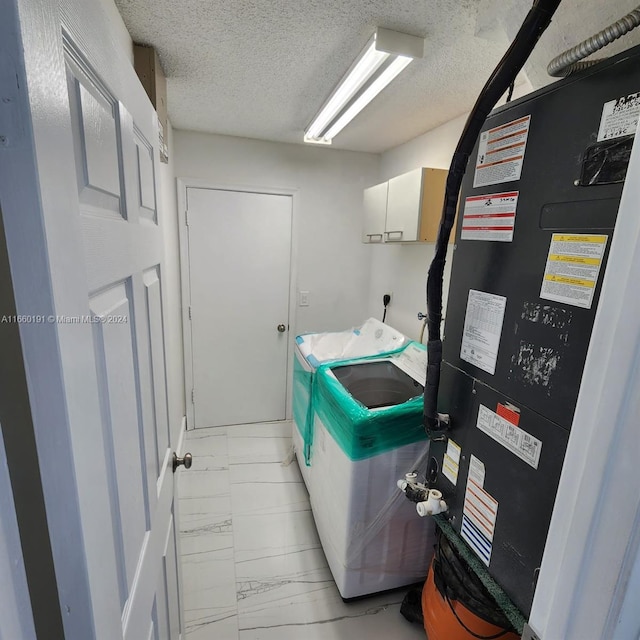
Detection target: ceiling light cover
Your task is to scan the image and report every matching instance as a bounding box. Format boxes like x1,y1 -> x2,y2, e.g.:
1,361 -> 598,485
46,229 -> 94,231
304,28 -> 424,144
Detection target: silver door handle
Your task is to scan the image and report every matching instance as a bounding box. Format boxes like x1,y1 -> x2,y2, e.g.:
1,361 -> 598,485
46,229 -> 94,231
277,324 -> 287,333
384,230 -> 404,240
172,452 -> 192,472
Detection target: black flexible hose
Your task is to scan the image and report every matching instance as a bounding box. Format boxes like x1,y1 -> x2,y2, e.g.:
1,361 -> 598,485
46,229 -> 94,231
506,81 -> 515,103
424,0 -> 563,433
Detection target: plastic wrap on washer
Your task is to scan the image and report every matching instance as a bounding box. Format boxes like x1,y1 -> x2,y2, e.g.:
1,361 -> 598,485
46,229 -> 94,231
295,317 -> 407,367
310,433 -> 436,596
293,319 -> 409,467
298,340 -> 435,596
292,354 -> 313,442
305,341 -> 427,464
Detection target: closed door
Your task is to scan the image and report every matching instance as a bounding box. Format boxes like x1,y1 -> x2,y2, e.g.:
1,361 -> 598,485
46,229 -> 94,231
186,187 -> 292,428
3,0 -> 183,638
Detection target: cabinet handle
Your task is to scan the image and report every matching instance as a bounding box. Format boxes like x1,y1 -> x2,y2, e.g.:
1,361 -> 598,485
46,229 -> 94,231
366,233 -> 384,242
384,230 -> 404,240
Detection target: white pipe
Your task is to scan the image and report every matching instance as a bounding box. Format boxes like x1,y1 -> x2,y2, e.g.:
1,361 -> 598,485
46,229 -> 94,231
416,489 -> 448,517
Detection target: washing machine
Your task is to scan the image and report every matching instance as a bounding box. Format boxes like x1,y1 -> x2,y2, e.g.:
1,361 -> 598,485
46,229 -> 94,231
292,318 -> 406,490
308,342 -> 437,598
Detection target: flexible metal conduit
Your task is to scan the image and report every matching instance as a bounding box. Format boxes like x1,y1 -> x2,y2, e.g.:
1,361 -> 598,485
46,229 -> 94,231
423,0 -> 562,434
547,6 -> 640,77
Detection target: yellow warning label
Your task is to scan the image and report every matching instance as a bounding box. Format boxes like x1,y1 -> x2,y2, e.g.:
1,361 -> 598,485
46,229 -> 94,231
443,456 -> 459,482
548,255 -> 601,266
544,274 -> 596,288
552,234 -> 608,243
443,439 -> 462,486
540,233 -> 607,309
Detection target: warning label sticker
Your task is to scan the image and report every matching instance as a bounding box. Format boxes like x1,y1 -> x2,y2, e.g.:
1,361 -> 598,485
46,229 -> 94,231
461,455 -> 497,567
597,92 -> 640,142
476,404 -> 542,469
460,290 -> 507,375
540,234 -> 608,310
442,439 -> 461,486
473,115 -> 531,188
461,191 -> 518,242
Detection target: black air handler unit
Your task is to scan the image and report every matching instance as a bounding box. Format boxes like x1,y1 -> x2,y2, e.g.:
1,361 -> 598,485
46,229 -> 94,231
433,46 -> 639,617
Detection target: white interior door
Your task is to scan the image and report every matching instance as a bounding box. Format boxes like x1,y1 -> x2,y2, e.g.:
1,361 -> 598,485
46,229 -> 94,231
1,0 -> 183,638
186,187 -> 292,428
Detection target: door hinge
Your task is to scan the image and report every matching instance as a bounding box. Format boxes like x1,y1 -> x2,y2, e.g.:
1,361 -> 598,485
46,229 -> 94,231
185,210 -> 189,226
191,389 -> 195,404
188,306 -> 192,320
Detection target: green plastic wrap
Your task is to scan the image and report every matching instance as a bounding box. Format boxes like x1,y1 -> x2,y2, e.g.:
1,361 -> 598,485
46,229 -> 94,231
305,342 -> 427,463
292,354 -> 312,439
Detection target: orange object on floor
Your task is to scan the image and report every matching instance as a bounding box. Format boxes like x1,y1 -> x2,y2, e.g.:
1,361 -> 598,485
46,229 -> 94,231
422,560 -> 519,640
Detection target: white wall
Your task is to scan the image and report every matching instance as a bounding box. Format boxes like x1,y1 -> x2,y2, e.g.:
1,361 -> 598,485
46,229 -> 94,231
100,0 -> 133,64
366,114 -> 468,341
173,131 -> 380,334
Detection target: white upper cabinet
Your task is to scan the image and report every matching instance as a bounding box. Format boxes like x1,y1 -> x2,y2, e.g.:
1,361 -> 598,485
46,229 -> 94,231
362,182 -> 388,243
362,167 -> 448,244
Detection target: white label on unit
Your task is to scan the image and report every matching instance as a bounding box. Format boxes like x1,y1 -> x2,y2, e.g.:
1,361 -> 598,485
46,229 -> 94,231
391,343 -> 427,385
468,453 -> 486,487
597,92 -> 640,141
461,455 -> 497,567
540,234 -> 608,310
442,439 -> 461,486
460,290 -> 507,375
476,404 -> 542,469
473,115 -> 531,188
461,191 -> 518,242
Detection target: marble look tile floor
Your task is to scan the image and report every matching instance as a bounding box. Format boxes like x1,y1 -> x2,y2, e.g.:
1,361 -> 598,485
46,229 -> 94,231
178,421 -> 426,640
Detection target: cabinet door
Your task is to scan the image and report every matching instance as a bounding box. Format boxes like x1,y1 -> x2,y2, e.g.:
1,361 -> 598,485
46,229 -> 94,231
362,182 -> 388,243
386,168 -> 422,242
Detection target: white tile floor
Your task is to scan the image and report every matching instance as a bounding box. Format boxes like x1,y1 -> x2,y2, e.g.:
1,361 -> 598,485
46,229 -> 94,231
178,421 -> 426,640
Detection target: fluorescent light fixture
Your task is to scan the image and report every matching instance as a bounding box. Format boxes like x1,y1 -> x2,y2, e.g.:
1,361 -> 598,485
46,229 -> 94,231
304,27 -> 424,144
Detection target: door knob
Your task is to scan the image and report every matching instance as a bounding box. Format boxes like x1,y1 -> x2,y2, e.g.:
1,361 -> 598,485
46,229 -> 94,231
172,452 -> 193,472
277,324 -> 286,333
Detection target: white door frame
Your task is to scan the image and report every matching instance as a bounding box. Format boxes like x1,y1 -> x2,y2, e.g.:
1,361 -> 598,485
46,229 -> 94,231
528,125 -> 640,638
177,178 -> 299,429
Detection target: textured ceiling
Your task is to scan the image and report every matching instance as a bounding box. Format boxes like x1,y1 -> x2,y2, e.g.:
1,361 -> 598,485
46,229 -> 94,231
112,0 -> 640,153
113,0 -> 521,152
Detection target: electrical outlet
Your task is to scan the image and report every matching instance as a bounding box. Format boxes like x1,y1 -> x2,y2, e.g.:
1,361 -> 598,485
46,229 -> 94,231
299,290 -> 310,307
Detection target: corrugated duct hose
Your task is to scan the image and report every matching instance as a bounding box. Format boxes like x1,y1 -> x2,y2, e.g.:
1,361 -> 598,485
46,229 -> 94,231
547,6 -> 640,77
423,0 -> 563,437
